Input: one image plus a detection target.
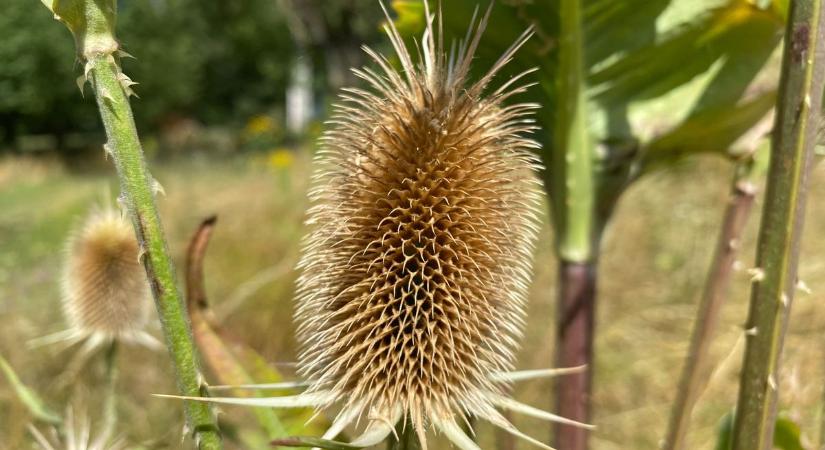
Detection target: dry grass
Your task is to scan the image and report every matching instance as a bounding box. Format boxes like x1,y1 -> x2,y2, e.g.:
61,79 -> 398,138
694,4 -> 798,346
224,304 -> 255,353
1,153 -> 824,449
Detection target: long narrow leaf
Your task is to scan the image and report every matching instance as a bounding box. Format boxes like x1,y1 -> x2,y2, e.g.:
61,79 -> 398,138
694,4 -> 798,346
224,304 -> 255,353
0,354 -> 61,425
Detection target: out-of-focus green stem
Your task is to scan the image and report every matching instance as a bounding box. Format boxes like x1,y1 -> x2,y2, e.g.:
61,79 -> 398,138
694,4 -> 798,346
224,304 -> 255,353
552,0 -> 595,263
39,1 -> 222,448
97,341 -> 119,446
663,148 -> 768,450
387,420 -> 421,450
732,0 -> 825,448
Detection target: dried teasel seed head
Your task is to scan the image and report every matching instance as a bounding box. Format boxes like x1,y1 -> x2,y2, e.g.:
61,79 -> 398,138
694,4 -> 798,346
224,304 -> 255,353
294,4 -> 544,446
155,5 -> 593,448
61,208 -> 153,342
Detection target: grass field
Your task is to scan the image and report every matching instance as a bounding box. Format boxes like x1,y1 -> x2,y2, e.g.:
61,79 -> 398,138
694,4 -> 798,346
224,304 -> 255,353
1,151 -> 824,449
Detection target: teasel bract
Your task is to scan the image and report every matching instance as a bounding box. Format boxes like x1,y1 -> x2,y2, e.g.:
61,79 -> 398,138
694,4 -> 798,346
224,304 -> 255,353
161,3 -> 593,448
33,207 -> 159,357
28,405 -> 126,450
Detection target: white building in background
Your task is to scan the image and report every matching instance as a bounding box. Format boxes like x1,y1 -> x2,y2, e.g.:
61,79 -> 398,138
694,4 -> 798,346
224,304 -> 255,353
286,56 -> 313,135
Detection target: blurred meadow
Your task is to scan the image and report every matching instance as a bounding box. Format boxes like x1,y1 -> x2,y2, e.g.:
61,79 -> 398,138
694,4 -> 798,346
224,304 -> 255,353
2,0 -> 825,449
4,151 -> 825,449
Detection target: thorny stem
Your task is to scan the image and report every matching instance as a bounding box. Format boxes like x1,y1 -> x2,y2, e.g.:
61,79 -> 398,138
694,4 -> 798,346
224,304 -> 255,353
732,0 -> 825,448
663,153 -> 766,450
91,54 -> 222,449
39,1 -> 222,448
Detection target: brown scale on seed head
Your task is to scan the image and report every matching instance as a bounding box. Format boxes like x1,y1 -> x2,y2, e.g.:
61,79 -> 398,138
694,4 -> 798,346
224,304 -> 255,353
294,3 -> 544,445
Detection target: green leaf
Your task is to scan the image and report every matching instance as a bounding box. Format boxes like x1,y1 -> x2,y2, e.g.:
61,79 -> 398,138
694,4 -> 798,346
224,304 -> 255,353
715,411 -> 734,450
0,354 -> 62,425
392,0 -> 785,231
773,416 -> 804,450
389,0 -> 425,37
642,90 -> 777,171
591,3 -> 782,106
714,410 -> 806,450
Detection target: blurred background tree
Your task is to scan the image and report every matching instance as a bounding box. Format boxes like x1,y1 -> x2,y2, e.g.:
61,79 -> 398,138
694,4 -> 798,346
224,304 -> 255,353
0,0 -> 385,156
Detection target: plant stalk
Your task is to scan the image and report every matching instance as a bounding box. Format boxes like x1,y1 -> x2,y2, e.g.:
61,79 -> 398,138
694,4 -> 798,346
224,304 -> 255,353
554,261 -> 596,450
549,0 -> 597,446
663,154 -> 766,450
38,1 -> 223,448
98,341 -> 119,445
89,53 -> 222,449
731,0 -> 825,448
387,420 -> 421,450
496,410 -> 516,450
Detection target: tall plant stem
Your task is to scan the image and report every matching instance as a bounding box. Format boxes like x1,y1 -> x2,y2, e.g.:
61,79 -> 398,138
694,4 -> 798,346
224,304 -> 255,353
732,0 -> 825,448
89,54 -> 222,450
663,154 -> 766,450
38,1 -> 223,448
387,420 -> 421,450
98,341 -> 119,446
555,261 -> 596,450
550,0 -> 597,446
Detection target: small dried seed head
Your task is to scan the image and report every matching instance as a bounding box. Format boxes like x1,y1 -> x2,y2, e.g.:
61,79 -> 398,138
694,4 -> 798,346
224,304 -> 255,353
295,5 -> 543,443
62,208 -> 152,340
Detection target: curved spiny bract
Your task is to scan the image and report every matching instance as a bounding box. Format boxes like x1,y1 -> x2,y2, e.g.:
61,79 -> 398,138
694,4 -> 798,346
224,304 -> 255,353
62,208 -> 153,343
295,4 -> 543,446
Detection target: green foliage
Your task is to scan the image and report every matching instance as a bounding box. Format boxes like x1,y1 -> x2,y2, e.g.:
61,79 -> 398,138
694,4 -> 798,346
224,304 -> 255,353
0,1 -> 97,140
2,0 -> 296,149
177,1 -> 294,123
116,0 -> 210,127
393,0 -> 785,259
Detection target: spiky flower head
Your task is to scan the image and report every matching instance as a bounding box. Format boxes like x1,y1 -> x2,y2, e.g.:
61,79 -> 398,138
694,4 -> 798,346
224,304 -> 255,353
161,4 -> 593,448
60,207 -> 155,346
293,4 -> 544,447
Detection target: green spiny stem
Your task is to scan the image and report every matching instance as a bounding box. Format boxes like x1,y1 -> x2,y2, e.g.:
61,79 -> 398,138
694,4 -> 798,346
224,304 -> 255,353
732,0 -> 825,448
663,150 -> 767,450
38,1 -> 223,448
89,51 -> 222,450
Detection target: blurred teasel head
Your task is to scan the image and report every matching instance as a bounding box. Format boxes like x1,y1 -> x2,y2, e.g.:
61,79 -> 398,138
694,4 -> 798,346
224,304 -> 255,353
165,3 -> 594,448
58,207 -> 157,348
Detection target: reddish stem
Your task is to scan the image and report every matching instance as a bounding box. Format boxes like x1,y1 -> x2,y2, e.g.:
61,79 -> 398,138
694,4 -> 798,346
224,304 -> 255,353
554,261 -> 597,450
